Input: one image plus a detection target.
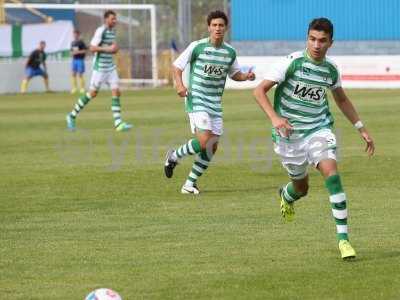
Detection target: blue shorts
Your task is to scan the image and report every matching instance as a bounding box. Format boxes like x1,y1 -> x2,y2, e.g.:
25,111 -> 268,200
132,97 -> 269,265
25,67 -> 46,78
72,58 -> 85,74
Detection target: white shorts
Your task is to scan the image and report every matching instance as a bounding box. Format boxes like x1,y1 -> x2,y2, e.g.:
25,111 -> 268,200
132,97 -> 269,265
89,69 -> 119,91
188,111 -> 223,136
274,128 -> 337,180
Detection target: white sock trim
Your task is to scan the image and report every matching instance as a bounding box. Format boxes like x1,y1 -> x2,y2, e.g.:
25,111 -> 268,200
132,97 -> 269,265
283,184 -> 295,202
196,157 -> 210,166
188,171 -> 198,180
192,164 -> 204,173
184,180 -> 194,187
171,151 -> 178,161
188,140 -> 195,154
330,192 -> 346,203
332,209 -> 347,219
336,225 -> 348,234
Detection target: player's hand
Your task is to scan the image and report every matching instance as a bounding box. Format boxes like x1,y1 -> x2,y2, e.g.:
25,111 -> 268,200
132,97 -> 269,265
110,44 -> 119,53
359,128 -> 375,157
246,68 -> 256,81
272,116 -> 293,137
176,85 -> 188,98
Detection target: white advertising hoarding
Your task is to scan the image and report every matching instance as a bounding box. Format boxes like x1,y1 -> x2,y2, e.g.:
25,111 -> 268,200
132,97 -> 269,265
226,56 -> 400,89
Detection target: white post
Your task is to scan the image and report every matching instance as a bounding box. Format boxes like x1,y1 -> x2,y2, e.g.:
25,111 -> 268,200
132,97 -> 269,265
150,5 -> 158,87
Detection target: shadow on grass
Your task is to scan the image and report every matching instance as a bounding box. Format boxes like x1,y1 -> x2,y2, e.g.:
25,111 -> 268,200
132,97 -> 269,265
202,187 -> 274,195
355,250 -> 400,262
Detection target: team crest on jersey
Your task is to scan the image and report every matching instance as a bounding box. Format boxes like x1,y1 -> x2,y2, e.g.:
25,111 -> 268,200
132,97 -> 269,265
302,67 -> 311,74
203,63 -> 225,77
292,82 -> 326,102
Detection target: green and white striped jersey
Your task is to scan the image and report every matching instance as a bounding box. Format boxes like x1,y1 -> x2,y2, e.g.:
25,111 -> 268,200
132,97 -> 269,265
174,38 -> 240,118
265,50 -> 341,142
90,25 -> 116,72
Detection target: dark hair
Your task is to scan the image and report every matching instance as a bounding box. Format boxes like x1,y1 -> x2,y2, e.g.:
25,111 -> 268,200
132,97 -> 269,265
40,40 -> 46,45
308,18 -> 334,40
207,10 -> 228,26
104,10 -> 116,19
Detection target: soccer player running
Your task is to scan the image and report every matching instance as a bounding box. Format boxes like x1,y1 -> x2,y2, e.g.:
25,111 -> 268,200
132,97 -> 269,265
20,41 -> 50,93
66,10 -> 132,132
70,29 -> 87,94
164,10 -> 255,194
253,18 -> 375,259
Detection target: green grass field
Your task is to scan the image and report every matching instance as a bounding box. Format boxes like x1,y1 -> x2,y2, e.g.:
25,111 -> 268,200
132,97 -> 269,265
1,88 -> 399,299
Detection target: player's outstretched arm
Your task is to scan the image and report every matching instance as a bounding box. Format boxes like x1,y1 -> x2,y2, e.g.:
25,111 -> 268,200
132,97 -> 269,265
229,58 -> 255,82
253,79 -> 293,137
332,87 -> 375,156
231,69 -> 256,81
172,66 -> 187,97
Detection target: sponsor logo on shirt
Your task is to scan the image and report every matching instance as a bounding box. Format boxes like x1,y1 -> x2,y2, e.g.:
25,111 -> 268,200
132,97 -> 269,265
292,82 -> 326,101
203,64 -> 225,77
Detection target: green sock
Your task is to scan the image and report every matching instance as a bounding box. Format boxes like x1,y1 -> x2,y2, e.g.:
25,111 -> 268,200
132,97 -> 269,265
70,93 -> 91,118
325,174 -> 348,241
111,96 -> 122,127
282,182 -> 305,203
185,150 -> 212,187
174,138 -> 201,159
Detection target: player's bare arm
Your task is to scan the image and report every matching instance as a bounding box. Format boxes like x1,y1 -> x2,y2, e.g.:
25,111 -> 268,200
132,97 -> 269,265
89,43 -> 118,54
253,79 -> 293,137
331,87 -> 375,156
172,66 -> 187,97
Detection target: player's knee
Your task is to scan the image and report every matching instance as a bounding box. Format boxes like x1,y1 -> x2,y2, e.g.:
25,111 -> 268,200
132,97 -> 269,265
325,170 -> 338,178
199,141 -> 213,154
202,138 -> 218,152
199,139 -> 208,151
90,90 -> 98,98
